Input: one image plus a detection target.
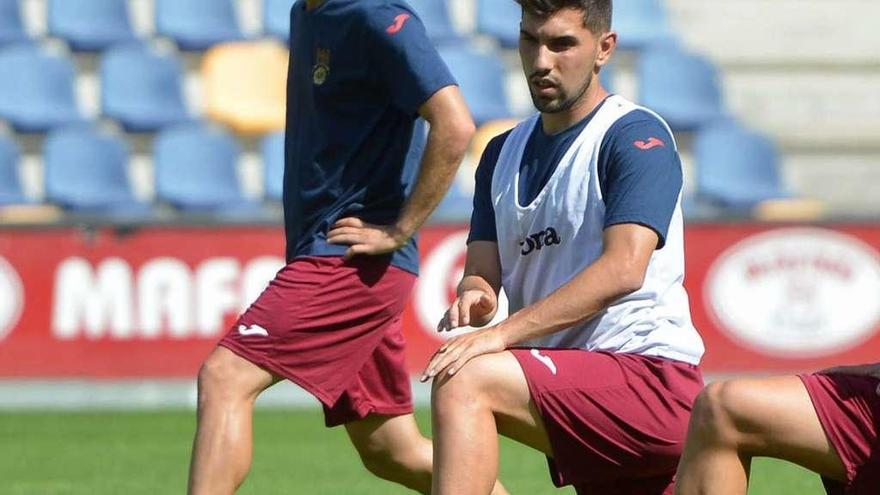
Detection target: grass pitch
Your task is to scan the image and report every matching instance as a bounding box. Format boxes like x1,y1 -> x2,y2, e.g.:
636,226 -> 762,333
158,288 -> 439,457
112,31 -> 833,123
0,410 -> 826,494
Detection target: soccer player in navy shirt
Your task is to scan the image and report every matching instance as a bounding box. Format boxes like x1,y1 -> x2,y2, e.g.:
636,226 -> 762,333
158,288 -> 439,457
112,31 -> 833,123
186,1 -> 505,494
422,1 -> 705,493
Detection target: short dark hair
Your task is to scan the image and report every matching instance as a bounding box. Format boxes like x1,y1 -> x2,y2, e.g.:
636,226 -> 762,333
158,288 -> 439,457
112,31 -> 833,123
515,0 -> 612,34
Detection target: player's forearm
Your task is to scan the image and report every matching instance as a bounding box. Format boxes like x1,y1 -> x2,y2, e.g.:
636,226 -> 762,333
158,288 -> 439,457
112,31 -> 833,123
395,117 -> 475,239
495,254 -> 644,346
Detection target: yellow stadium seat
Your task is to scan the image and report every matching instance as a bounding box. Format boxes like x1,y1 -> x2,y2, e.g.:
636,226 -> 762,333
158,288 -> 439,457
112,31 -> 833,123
753,197 -> 828,222
202,41 -> 288,135
469,118 -> 519,162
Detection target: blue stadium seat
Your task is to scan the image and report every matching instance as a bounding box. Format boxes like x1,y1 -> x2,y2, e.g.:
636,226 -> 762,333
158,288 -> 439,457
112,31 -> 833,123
43,126 -> 150,216
261,132 -> 284,201
264,0 -> 295,42
155,0 -> 244,51
439,45 -> 510,124
48,0 -> 137,52
0,134 -> 26,205
100,44 -> 191,132
431,176 -> 473,223
154,124 -> 261,215
409,0 -> 462,45
0,0 -> 29,46
638,46 -> 725,131
0,45 -> 85,132
476,0 -> 520,48
599,61 -> 615,93
694,121 -> 788,208
613,0 -> 675,50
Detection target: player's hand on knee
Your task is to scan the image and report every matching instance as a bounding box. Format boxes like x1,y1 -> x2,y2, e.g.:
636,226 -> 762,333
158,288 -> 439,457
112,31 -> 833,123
437,289 -> 497,332
326,217 -> 410,259
420,327 -> 506,382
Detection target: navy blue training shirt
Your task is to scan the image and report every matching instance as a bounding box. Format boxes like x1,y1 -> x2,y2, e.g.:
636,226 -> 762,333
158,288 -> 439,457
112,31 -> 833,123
284,0 -> 456,274
469,105 -> 683,249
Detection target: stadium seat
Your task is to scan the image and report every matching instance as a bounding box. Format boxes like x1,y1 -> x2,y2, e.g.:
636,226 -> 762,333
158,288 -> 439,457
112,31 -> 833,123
0,0 -> 29,46
694,121 -> 788,209
476,0 -> 520,48
409,0 -> 462,45
0,45 -> 85,132
155,0 -> 244,51
202,41 -> 288,135
100,44 -> 191,132
599,61 -> 615,93
154,124 -> 261,216
264,0 -> 295,42
439,45 -> 510,125
0,134 -> 25,205
469,118 -> 518,161
43,126 -> 150,216
637,46 -> 725,131
613,0 -> 675,50
48,0 -> 137,52
262,132 -> 284,201
431,173 -> 474,223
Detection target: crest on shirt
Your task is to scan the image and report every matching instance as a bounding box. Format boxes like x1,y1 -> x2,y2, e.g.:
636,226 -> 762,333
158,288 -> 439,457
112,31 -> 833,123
313,47 -> 331,86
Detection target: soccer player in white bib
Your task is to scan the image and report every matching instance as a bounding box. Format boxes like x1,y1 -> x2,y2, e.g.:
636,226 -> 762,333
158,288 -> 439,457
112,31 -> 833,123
421,1 -> 705,493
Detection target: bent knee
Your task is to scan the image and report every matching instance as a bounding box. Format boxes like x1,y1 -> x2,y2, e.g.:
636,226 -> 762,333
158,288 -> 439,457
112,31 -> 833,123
197,349 -> 268,405
690,380 -> 753,445
430,354 -> 505,412
356,442 -> 426,482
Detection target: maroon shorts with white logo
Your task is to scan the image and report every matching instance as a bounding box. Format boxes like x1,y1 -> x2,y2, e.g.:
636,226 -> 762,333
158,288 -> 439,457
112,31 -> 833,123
799,373 -> 880,495
219,255 -> 416,427
510,349 -> 704,494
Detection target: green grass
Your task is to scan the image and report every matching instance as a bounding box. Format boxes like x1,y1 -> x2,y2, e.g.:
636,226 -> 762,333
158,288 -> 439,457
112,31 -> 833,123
0,410 -> 826,494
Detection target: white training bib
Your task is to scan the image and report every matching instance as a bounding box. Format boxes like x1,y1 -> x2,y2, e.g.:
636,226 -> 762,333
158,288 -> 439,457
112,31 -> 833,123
491,95 -> 704,365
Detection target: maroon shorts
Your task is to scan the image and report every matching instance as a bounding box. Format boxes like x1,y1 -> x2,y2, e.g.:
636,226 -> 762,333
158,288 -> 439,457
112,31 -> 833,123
511,349 -> 704,495
799,373 -> 880,495
219,255 -> 416,427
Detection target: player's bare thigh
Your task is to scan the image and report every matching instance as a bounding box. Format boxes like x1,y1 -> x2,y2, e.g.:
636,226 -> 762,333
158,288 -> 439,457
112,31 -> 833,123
703,375 -> 846,480
434,351 -> 553,455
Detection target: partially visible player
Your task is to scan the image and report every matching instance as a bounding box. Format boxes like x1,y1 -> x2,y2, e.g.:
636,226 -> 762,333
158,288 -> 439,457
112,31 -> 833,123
675,363 -> 880,494
186,1 -> 508,494
421,1 -> 705,494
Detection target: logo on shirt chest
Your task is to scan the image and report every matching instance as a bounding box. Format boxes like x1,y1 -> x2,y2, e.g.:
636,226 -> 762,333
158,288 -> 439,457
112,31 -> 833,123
520,227 -> 562,256
313,47 -> 331,86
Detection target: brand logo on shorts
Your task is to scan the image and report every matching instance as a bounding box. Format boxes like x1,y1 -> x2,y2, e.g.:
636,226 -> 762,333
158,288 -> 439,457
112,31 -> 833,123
0,256 -> 23,342
520,227 -> 561,256
530,349 -> 557,375
706,228 -> 880,357
238,324 -> 269,337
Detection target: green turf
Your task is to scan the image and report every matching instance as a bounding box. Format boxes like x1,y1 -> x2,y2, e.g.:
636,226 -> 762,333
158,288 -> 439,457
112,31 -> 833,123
0,410 -> 826,494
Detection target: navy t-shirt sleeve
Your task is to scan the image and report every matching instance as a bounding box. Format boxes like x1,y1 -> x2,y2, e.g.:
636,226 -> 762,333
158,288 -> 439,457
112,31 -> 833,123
365,2 -> 457,115
597,111 -> 683,249
467,132 -> 510,244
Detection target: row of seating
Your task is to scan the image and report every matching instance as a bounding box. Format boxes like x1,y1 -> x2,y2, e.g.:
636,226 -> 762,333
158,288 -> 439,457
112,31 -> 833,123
0,0 -> 675,52
0,118 -> 788,220
0,39 -> 722,134
0,41 -> 287,134
0,0 -> 294,50
0,125 -> 281,218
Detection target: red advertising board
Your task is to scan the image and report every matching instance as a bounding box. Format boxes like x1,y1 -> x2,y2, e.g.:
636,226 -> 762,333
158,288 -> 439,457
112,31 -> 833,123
0,224 -> 878,378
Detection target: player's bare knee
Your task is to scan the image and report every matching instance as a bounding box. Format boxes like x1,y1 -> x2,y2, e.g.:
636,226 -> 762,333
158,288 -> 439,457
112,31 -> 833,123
691,381 -> 746,446
356,443 -> 420,482
431,357 -> 496,415
196,351 -> 250,406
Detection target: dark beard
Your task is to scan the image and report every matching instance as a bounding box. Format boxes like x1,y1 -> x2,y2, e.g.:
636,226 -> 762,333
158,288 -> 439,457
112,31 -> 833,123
530,73 -> 593,114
